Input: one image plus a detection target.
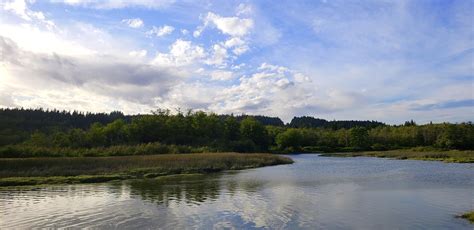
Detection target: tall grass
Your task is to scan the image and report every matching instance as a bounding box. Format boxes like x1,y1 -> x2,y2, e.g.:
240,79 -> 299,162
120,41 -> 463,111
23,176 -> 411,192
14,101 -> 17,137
0,142 -> 218,158
0,153 -> 293,186
321,149 -> 474,163
457,211 -> 474,223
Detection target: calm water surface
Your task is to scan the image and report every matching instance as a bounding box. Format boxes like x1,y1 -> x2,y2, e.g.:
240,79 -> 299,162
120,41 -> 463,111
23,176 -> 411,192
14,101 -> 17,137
1,155 -> 473,229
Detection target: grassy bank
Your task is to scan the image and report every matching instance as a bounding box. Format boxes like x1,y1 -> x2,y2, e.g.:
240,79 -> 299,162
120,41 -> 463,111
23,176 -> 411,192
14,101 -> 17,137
0,142 -> 217,158
0,153 -> 293,186
457,211 -> 474,223
320,149 -> 474,163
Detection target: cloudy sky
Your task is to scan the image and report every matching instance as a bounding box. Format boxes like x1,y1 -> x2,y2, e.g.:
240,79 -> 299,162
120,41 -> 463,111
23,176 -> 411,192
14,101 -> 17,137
0,0 -> 472,124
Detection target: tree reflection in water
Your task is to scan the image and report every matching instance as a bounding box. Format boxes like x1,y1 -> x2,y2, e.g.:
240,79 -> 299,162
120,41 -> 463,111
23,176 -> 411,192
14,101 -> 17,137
126,172 -> 264,207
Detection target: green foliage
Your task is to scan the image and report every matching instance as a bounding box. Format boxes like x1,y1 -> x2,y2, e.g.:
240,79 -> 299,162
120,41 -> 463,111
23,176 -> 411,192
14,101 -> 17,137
0,108 -> 472,157
224,117 -> 240,141
276,129 -> 303,150
349,127 -> 369,149
240,117 -> 269,150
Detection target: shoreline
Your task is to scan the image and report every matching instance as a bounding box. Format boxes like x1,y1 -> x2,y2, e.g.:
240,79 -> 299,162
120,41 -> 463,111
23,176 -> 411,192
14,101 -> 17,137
456,211 -> 474,224
0,153 -> 293,187
318,149 -> 474,163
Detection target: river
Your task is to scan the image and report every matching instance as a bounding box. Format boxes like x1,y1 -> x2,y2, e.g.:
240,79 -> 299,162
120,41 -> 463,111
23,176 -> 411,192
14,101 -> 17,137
1,154 -> 473,229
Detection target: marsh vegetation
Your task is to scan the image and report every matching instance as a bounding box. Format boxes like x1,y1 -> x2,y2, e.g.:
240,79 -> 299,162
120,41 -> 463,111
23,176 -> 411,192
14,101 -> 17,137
457,211 -> 474,223
320,149 -> 474,163
0,153 -> 293,186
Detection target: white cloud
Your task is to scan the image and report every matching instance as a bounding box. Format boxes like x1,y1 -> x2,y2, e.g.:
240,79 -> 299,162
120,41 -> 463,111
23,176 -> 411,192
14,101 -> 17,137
153,62 -> 322,121
128,49 -> 147,58
122,18 -> 144,28
224,37 -> 245,47
205,44 -> 228,67
236,3 -> 253,16
3,0 -> 30,20
210,70 -> 233,81
194,12 -> 253,56
1,1 -> 471,124
231,63 -> 246,70
3,0 -> 55,29
224,37 -> 249,55
232,46 -> 249,55
0,23 -> 94,56
259,63 -> 289,73
197,12 -> 254,38
147,25 -> 174,37
193,26 -> 204,38
0,36 -> 180,112
152,39 -> 205,67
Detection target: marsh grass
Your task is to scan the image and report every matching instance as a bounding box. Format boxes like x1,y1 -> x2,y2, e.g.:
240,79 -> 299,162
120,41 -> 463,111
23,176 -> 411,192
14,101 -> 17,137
0,142 -> 215,158
320,149 -> 474,163
0,153 -> 293,186
457,211 -> 474,224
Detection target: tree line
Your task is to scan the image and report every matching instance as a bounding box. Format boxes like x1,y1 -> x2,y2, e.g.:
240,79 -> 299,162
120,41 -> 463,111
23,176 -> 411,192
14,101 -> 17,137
0,108 -> 472,157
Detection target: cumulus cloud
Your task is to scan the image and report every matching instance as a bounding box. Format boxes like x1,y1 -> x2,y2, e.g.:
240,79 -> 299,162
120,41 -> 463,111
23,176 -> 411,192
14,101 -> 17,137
2,0 -> 55,29
205,12 -> 254,37
3,0 -> 31,20
1,1 -> 471,124
0,36 -> 179,108
147,25 -> 174,37
224,37 -> 249,55
152,62 -> 333,121
152,39 -> 205,67
122,18 -> 144,28
193,11 -> 254,59
128,49 -> 147,58
194,12 -> 254,38
210,70 -> 233,81
205,44 -> 228,67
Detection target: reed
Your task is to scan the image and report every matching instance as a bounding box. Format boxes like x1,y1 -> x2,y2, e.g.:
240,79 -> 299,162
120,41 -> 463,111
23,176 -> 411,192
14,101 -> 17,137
321,149 -> 474,163
0,153 -> 293,186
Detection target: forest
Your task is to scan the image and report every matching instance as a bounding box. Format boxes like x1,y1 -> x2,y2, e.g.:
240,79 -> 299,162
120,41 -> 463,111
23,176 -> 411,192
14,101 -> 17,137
0,108 -> 472,157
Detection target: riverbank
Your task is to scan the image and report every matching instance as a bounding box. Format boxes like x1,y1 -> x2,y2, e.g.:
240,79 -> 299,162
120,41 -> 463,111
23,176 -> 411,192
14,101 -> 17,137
320,149 -> 474,163
457,211 -> 474,223
0,153 -> 293,186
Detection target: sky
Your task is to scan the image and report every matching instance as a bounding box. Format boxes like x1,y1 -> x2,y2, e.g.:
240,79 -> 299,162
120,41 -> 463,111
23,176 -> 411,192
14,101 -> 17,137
0,0 -> 472,124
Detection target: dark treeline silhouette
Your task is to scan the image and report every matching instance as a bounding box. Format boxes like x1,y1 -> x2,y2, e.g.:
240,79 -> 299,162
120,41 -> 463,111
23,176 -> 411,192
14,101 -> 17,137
0,108 -> 472,157
234,115 -> 285,126
0,108 -> 127,146
289,116 -> 385,129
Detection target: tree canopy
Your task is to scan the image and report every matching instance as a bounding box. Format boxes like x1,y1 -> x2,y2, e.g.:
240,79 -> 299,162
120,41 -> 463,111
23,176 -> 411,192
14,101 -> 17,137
0,108 -> 472,157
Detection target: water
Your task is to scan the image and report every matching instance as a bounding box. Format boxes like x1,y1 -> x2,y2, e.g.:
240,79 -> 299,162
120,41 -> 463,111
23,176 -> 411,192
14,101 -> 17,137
1,155 -> 473,229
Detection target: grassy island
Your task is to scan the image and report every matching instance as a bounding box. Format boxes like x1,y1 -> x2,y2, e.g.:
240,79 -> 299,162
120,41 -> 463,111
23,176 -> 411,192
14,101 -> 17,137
320,149 -> 474,163
0,153 -> 293,186
457,211 -> 474,223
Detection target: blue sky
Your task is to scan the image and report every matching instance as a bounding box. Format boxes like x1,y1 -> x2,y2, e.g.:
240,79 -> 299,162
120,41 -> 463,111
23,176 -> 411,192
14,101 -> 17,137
0,0 -> 472,124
